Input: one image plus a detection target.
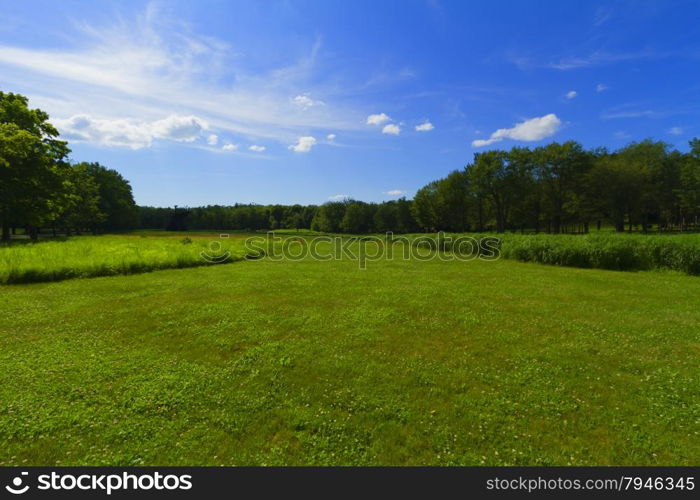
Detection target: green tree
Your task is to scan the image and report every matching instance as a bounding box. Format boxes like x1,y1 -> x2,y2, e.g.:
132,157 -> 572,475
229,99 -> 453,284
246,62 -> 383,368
678,138 -> 700,228
341,201 -> 375,233
80,162 -> 138,231
373,202 -> 398,233
436,170 -> 471,231
0,92 -> 70,240
59,163 -> 105,234
311,201 -> 347,232
411,181 -> 440,231
534,141 -> 590,233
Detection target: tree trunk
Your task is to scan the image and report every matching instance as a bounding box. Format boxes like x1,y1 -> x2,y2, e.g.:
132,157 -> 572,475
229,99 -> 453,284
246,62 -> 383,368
1,221 -> 9,242
477,199 -> 484,232
553,216 -> 562,234
614,216 -> 625,232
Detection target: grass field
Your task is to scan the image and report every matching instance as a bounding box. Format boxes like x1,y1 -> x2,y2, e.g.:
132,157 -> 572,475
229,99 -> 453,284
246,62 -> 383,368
0,232 -> 252,284
411,232 -> 700,275
0,243 -> 698,465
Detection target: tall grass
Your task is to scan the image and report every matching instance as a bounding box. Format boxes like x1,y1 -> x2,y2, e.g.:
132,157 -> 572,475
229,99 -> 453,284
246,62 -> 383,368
2,231 -> 699,285
0,234 -> 252,284
410,232 -> 700,275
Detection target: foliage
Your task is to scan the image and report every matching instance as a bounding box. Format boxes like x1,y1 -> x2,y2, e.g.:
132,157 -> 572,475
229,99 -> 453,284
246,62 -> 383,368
0,92 -> 71,240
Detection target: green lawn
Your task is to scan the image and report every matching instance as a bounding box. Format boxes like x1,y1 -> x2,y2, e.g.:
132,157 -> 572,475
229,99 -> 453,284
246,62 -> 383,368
1,248 -> 698,465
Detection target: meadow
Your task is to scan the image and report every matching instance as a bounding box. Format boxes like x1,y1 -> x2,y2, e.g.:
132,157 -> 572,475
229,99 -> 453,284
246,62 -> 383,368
411,232 -> 700,275
2,230 -> 700,285
0,235 -> 698,465
0,232 -> 254,284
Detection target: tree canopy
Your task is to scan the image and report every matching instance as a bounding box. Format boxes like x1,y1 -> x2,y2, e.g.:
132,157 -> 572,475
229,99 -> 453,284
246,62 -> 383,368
0,92 -> 137,240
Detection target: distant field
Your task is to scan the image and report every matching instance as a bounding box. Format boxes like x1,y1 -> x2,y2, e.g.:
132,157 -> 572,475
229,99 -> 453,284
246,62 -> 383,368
0,254 -> 698,465
1,230 -> 700,285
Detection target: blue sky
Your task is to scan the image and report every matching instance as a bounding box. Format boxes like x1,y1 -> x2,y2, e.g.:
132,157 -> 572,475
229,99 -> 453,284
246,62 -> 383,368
1,0 -> 699,206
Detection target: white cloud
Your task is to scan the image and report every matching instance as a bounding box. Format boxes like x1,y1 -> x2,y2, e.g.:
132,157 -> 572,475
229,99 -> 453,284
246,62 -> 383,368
327,133 -> 336,141
367,113 -> 391,125
150,115 -> 207,142
207,134 -> 218,146
288,136 -> 316,153
249,145 -> 266,152
596,83 -> 608,92
472,113 -> 561,147
415,121 -> 434,132
668,126 -> 683,135
565,90 -> 578,99
53,113 -> 208,149
329,194 -> 348,201
292,94 -> 324,109
614,131 -> 632,140
54,114 -> 150,149
222,143 -> 238,152
382,124 -> 401,135
384,189 -> 406,196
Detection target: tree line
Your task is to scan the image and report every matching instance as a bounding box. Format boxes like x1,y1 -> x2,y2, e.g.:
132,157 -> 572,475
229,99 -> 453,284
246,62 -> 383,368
1,92 -> 138,241
4,91 -> 700,238
413,140 -> 700,234
138,198 -> 421,234
141,139 -> 700,234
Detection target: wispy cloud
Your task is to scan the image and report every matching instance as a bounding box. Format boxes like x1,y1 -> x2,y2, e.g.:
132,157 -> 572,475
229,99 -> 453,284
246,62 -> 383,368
601,109 -> 658,119
249,145 -> 266,152
668,126 -> 684,135
0,4 -> 369,149
384,189 -> 406,196
565,90 -> 577,100
472,113 -> 561,147
328,194 -> 349,201
547,50 -> 660,70
596,83 -> 608,92
593,7 -> 613,27
292,93 -> 324,109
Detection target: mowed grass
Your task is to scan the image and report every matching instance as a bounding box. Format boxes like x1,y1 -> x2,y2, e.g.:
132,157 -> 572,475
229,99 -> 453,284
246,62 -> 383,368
0,233 -> 252,284
0,251 -> 698,466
